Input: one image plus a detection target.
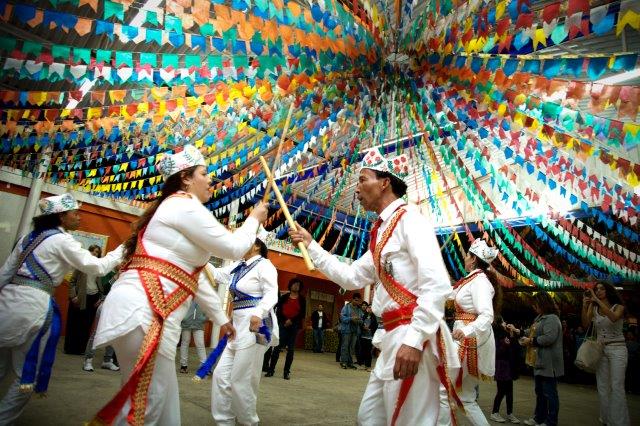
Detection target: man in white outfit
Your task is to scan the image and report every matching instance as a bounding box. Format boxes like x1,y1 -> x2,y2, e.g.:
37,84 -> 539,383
0,194 -> 123,424
289,147 -> 459,426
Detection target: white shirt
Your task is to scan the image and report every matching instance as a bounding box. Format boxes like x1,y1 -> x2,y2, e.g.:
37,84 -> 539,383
0,228 -> 123,347
94,193 -> 259,358
212,255 -> 279,349
307,198 -> 459,380
451,270 -> 495,376
317,312 -> 323,329
85,273 -> 99,295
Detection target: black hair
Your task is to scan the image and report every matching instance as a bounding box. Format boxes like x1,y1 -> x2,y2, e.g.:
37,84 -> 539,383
32,213 -> 62,232
255,238 -> 268,258
288,278 -> 303,291
373,170 -> 407,198
352,292 -> 362,300
88,244 -> 102,257
533,292 -> 558,315
595,282 -> 623,306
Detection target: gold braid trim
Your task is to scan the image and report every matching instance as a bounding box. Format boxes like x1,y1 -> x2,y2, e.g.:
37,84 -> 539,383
372,208 -> 417,307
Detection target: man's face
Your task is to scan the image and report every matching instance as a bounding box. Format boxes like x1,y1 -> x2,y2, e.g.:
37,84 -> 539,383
355,168 -> 386,212
60,210 -> 81,230
318,305 -> 323,311
352,297 -> 362,306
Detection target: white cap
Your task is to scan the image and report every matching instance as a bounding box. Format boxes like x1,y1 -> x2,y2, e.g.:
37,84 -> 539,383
157,144 -> 206,178
256,226 -> 271,245
469,238 -> 499,264
37,193 -> 80,216
360,147 -> 410,182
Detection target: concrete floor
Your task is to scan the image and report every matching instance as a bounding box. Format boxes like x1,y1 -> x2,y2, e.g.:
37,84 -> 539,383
2,346 -> 639,425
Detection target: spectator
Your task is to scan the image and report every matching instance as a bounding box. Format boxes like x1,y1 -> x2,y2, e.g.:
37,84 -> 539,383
311,304 -> 328,353
582,283 -> 629,426
83,270 -> 119,372
490,316 -> 521,423
264,278 -> 306,380
178,301 -> 208,374
65,245 -> 105,355
518,292 -> 563,426
359,303 -> 377,371
339,293 -> 363,370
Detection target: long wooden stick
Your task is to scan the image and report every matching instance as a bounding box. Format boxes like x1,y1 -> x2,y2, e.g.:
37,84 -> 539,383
263,102 -> 295,202
259,155 -> 315,271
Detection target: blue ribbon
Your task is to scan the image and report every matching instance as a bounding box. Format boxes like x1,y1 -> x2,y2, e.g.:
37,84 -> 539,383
20,299 -> 62,393
193,335 -> 228,380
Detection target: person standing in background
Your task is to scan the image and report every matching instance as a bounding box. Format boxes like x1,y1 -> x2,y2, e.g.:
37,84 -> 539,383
179,301 -> 208,374
311,304 -> 327,353
582,283 -> 629,426
65,245 -> 105,355
264,278 -> 306,380
360,303 -> 378,371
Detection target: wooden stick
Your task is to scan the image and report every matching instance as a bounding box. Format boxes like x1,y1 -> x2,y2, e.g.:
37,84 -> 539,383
259,156 -> 315,271
263,102 -> 295,202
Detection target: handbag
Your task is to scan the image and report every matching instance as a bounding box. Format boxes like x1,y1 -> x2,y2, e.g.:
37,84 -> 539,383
574,323 -> 603,373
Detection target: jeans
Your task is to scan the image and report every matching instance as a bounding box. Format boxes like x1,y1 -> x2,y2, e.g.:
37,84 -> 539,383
265,325 -> 298,374
84,303 -> 116,362
340,333 -> 358,365
534,375 -> 559,426
312,328 -> 324,352
596,344 -> 630,426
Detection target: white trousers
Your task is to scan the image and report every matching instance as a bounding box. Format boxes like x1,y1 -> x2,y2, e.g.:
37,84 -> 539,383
357,366 -> 440,426
179,329 -> 207,367
110,327 -> 180,426
596,344 -> 629,426
0,328 -> 49,425
437,363 -> 489,426
211,343 -> 267,426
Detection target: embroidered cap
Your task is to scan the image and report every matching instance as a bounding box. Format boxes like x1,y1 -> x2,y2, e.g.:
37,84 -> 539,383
157,144 -> 206,178
37,193 -> 80,216
360,147 -> 410,182
469,238 -> 499,264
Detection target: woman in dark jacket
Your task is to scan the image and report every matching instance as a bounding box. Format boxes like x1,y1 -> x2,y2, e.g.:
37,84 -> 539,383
490,316 -> 521,423
263,278 -> 306,380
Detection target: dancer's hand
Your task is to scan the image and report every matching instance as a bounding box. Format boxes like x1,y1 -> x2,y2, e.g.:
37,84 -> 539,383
288,222 -> 312,247
249,316 -> 262,332
393,344 -> 422,380
452,329 -> 466,341
221,322 -> 236,340
249,201 -> 269,224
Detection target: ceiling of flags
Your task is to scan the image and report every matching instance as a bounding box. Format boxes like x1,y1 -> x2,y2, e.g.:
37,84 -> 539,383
0,0 -> 638,289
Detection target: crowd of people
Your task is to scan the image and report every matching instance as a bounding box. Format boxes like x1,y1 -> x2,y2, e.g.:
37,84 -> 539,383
0,144 -> 637,426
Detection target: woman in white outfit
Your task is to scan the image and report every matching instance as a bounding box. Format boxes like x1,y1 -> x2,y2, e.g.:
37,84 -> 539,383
91,145 -> 268,426
0,194 -> 123,424
581,282 -> 629,426
438,238 -> 499,426
211,228 -> 279,426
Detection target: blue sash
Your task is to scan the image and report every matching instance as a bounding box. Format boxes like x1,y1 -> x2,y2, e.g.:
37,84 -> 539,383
11,229 -> 63,394
229,258 -> 263,310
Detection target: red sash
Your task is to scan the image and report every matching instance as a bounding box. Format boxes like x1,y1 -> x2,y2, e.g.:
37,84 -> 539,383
372,208 -> 462,426
90,230 -> 202,426
452,271 -> 484,387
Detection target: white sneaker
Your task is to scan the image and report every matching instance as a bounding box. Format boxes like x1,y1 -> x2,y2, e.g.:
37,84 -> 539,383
490,413 -> 506,423
523,419 -> 536,426
506,414 -> 520,424
83,358 -> 94,372
101,361 -> 120,371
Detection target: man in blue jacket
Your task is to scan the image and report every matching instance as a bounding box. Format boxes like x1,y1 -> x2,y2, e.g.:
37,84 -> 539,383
340,293 -> 364,369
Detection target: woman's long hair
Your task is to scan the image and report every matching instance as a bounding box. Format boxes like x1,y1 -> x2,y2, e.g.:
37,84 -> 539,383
121,166 -> 197,265
471,254 -> 503,316
597,282 -> 624,306
32,213 -> 62,233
